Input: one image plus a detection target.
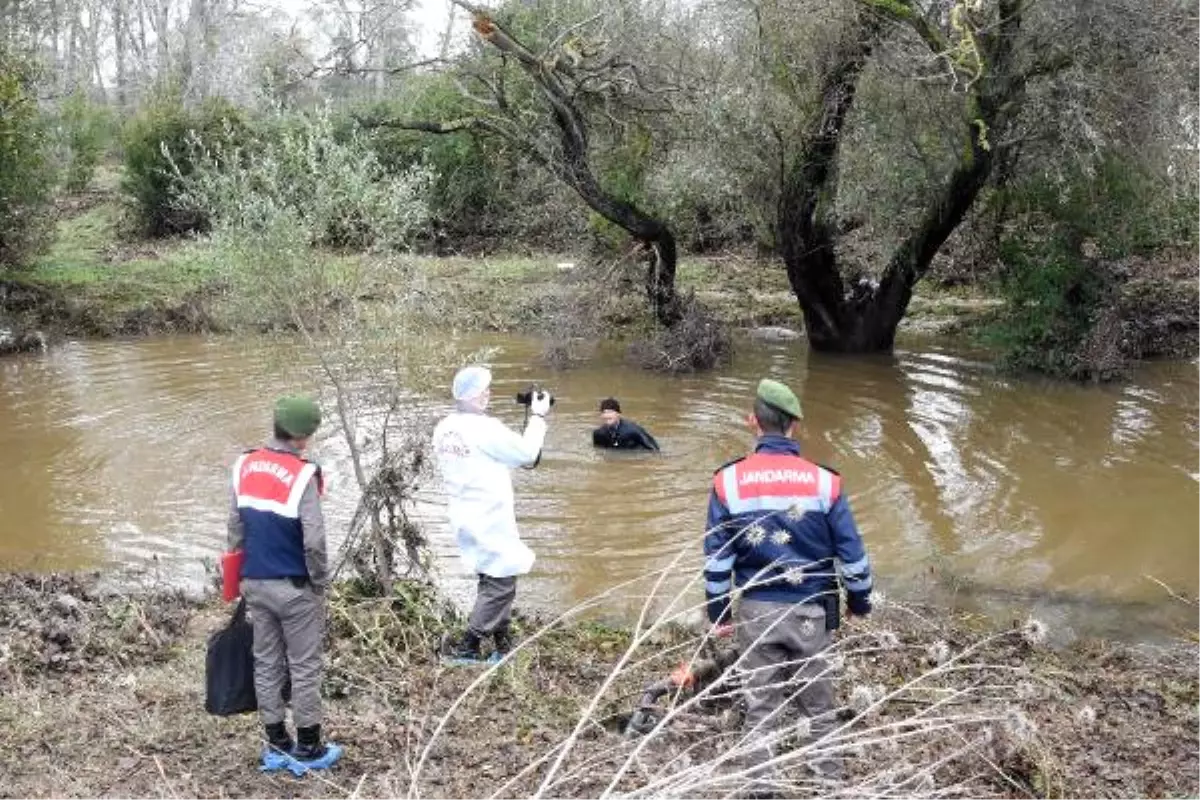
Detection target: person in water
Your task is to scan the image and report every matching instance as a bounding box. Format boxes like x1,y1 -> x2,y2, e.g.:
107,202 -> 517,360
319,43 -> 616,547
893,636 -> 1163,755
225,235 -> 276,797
591,397 -> 659,451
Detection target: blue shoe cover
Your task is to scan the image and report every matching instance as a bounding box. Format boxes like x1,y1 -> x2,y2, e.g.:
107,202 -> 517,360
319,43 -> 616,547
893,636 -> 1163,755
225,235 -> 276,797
261,742 -> 344,776
441,657 -> 482,671
441,654 -> 486,667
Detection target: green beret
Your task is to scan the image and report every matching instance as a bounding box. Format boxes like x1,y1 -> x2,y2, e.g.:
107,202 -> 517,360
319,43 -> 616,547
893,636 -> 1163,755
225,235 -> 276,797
756,378 -> 802,419
274,395 -> 322,438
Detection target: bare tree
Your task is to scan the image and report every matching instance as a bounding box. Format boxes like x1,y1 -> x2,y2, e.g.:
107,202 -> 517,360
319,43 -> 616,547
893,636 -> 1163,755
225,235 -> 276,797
112,0 -> 128,106
363,0 -> 689,326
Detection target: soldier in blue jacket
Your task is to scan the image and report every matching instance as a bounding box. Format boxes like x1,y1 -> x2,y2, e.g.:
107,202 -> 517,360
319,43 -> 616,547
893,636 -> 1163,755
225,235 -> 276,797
704,378 -> 873,784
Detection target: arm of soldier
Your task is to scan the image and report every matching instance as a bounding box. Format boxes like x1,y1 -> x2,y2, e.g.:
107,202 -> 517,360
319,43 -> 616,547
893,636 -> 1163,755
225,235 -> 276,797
298,478 -> 329,592
478,415 -> 547,467
828,491 -> 873,616
703,490 -> 737,625
591,426 -> 608,447
227,486 -> 244,552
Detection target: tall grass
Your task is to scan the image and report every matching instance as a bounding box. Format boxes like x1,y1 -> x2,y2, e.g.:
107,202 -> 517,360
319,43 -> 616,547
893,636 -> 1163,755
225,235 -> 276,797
388,528 -> 1056,799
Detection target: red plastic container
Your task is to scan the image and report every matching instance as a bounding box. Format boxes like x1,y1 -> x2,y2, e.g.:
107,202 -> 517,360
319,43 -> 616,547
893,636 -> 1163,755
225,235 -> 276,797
220,550 -> 244,602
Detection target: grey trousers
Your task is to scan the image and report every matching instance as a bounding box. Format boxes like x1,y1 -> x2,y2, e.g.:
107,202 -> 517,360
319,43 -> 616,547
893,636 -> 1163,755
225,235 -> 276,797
467,574 -> 517,637
242,578 -> 325,728
736,599 -> 835,775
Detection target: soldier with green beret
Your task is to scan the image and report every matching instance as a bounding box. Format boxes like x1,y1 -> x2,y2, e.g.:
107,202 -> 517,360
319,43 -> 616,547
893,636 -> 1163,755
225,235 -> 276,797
703,377 -> 874,788
228,395 -> 343,771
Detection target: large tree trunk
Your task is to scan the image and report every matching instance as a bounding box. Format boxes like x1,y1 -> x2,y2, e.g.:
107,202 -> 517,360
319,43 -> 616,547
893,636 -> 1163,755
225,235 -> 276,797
777,11 -> 878,351
781,0 -> 1023,354
66,4 -> 80,91
861,0 -> 1024,351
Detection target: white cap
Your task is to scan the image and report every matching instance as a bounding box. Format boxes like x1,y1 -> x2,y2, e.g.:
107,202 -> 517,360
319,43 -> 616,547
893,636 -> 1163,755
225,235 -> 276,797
452,365 -> 492,401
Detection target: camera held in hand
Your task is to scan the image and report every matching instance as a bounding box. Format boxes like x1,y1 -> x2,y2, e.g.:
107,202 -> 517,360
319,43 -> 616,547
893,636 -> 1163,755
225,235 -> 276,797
515,386 -> 555,407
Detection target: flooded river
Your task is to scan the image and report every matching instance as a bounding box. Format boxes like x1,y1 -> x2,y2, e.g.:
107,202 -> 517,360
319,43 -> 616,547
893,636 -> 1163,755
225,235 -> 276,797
1,334 -> 1196,640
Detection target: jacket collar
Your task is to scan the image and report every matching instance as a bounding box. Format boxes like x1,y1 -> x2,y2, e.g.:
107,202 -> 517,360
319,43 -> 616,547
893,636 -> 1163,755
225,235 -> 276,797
266,437 -> 303,456
754,434 -> 801,455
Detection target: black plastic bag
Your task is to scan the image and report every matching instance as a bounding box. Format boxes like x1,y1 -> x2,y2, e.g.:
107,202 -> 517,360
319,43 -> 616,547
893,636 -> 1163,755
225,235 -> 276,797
205,598 -> 258,716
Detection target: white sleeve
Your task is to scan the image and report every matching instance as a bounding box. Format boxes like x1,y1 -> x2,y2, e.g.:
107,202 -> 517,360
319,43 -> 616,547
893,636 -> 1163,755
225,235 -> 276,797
477,415 -> 547,467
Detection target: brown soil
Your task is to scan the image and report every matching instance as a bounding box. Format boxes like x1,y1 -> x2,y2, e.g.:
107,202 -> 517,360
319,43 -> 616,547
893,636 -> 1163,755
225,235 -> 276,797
1114,262 -> 1200,362
0,278 -> 224,339
0,573 -> 1194,798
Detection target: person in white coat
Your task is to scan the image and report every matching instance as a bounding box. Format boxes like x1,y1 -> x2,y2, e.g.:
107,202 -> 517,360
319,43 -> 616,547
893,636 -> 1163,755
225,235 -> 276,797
432,365 -> 552,664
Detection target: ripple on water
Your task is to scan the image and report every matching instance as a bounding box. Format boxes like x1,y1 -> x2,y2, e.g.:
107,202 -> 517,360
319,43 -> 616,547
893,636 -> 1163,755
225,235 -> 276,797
1,334 -> 1197,639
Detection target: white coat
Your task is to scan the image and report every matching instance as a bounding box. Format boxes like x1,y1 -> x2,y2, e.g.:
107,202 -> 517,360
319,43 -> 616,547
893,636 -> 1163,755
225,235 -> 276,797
432,410 -> 547,577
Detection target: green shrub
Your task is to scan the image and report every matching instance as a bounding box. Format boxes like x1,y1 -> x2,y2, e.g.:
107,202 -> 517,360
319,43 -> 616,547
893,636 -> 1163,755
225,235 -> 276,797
987,235 -> 1113,378
358,80 -> 504,239
58,91 -> 114,192
180,107 -> 430,253
986,155 -> 1196,379
0,48 -> 55,270
121,95 -> 249,236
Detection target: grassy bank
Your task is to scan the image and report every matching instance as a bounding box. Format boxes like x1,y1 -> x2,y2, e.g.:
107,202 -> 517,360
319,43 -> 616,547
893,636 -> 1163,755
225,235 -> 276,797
0,572 -> 1194,798
3,186 -> 997,342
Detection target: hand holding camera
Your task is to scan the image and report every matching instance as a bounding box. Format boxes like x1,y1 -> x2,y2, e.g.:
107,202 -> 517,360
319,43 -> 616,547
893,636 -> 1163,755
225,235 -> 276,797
530,391 -> 552,417
515,386 -> 555,418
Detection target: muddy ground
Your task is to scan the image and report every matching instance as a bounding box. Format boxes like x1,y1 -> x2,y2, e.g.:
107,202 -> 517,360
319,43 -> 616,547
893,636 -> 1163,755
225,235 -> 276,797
0,572 -> 1194,798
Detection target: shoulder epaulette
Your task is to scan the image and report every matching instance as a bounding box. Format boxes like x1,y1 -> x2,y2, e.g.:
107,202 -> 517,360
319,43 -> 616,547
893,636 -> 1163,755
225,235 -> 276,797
713,455 -> 746,475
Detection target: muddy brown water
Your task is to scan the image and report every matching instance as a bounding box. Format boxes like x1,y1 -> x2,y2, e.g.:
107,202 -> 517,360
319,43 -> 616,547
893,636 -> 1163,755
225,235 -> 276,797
1,334 -> 1196,641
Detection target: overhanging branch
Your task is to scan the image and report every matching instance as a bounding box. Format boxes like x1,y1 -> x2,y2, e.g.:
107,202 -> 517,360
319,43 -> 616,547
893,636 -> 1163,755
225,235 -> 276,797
858,0 -> 950,55
353,115 -> 479,135
401,0 -> 684,325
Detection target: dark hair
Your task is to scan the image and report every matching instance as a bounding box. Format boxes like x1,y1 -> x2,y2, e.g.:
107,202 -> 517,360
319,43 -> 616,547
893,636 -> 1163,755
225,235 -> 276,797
753,398 -> 796,435
274,423 -> 296,441
599,397 -> 622,413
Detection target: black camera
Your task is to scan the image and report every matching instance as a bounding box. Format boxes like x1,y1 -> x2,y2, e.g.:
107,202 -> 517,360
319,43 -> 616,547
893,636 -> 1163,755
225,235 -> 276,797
515,387 -> 556,406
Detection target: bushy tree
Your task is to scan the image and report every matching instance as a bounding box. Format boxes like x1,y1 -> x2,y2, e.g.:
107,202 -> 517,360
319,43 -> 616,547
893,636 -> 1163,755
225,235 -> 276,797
178,105 -> 435,589
182,107 -> 431,254
677,0 -> 1196,353
56,90 -> 115,192
360,76 -> 507,241
0,47 -> 55,270
367,0 -> 702,326
121,94 -> 249,236
988,155 -> 1198,379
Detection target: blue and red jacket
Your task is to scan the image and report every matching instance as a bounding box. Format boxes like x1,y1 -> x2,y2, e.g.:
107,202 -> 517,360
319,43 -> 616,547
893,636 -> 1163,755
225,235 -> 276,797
704,435 -> 872,626
233,447 -> 322,580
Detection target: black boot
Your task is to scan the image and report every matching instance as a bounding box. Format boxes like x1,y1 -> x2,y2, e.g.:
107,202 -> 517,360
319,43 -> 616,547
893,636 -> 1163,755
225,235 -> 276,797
293,724 -> 328,762
492,623 -> 514,656
264,722 -> 293,754
443,630 -> 484,663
